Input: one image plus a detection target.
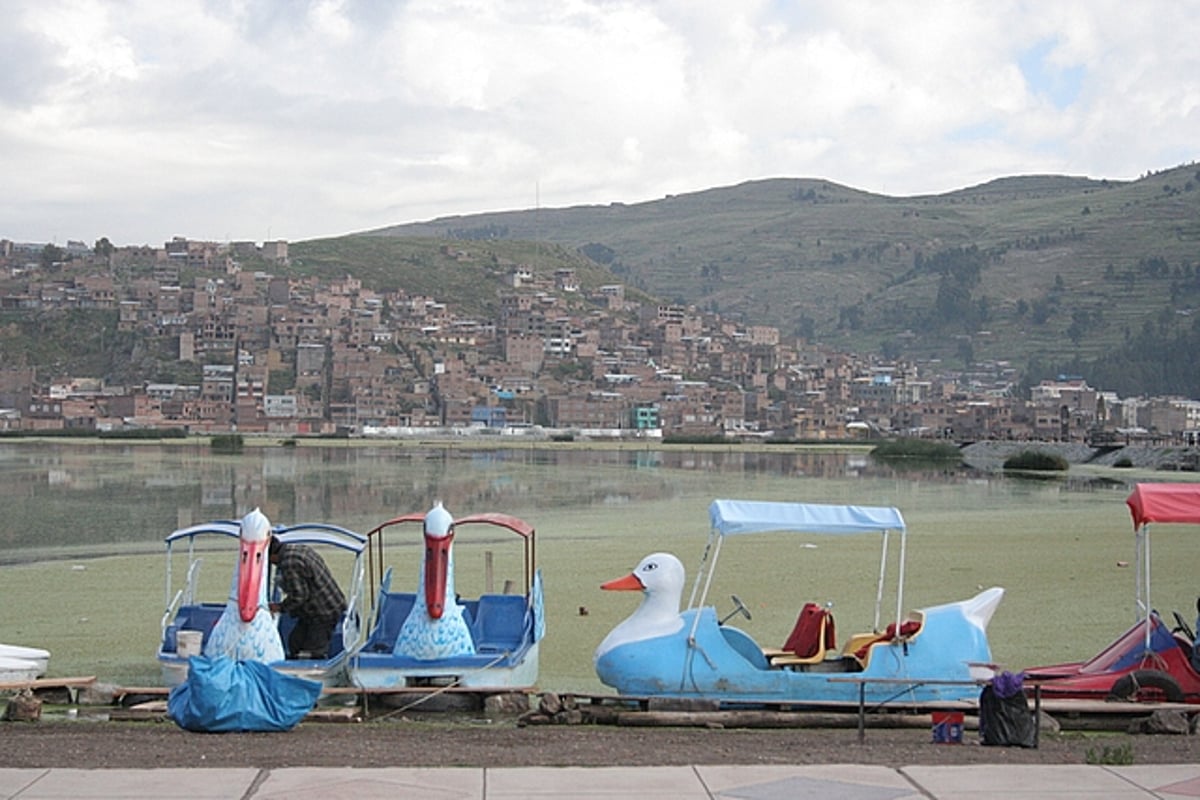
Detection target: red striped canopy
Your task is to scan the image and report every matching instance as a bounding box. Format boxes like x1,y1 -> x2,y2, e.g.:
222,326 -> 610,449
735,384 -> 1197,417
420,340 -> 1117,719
1126,483 -> 1200,529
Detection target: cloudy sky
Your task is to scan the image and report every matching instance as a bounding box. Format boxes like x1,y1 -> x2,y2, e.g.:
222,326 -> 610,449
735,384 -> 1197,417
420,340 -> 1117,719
3,1 -> 1198,248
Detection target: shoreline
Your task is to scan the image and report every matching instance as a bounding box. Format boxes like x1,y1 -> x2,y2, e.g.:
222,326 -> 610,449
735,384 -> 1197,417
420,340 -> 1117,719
3,434 -> 1196,473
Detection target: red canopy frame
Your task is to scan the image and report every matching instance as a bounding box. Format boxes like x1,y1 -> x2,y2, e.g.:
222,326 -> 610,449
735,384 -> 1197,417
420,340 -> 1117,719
1125,483 -> 1200,652
363,511 -> 535,604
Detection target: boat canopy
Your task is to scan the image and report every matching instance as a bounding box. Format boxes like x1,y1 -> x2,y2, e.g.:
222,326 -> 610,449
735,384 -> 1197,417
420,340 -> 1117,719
1124,483 -> 1200,651
1126,483 -> 1200,529
163,521 -> 367,618
689,499 -> 908,639
709,499 -> 906,537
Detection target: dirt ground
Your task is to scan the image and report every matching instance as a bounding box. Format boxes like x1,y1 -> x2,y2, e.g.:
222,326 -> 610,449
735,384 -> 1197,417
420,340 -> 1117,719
2,714 -> 1198,770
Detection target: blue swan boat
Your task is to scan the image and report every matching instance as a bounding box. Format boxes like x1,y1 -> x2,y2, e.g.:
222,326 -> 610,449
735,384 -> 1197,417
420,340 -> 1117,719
348,503 -> 544,690
157,515 -> 367,689
594,499 -> 1004,707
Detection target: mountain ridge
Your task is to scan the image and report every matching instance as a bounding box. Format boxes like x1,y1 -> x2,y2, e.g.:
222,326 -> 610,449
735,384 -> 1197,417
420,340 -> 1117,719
351,164 -> 1199,380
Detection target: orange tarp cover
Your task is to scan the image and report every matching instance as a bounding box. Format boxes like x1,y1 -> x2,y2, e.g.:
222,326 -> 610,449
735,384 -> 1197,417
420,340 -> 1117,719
1126,483 -> 1200,529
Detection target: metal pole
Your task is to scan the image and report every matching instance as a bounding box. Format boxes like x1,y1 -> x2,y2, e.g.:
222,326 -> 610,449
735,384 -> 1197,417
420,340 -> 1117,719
874,532 -> 888,632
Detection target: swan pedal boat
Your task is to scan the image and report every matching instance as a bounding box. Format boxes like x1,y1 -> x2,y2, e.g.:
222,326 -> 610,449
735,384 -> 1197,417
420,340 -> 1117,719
1025,483 -> 1200,703
348,505 -> 545,690
156,520 -> 367,689
594,499 -> 1004,707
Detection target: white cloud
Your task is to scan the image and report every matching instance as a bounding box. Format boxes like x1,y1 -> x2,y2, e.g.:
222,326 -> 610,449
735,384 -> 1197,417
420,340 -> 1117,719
0,0 -> 1197,246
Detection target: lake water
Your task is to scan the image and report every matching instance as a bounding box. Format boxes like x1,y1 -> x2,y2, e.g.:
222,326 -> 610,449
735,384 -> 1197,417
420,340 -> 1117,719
1,441 -> 1195,692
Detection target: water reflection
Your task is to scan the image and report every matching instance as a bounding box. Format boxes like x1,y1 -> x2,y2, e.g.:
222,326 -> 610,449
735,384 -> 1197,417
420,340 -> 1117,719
0,442 -> 1135,558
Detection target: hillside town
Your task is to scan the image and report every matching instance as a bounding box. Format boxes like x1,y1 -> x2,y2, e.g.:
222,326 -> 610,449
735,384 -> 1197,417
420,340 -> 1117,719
1,236 -> 1198,445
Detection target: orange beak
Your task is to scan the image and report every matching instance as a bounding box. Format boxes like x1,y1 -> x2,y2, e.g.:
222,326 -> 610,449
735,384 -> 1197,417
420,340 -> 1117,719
237,536 -> 269,623
424,529 -> 453,619
601,572 -> 644,591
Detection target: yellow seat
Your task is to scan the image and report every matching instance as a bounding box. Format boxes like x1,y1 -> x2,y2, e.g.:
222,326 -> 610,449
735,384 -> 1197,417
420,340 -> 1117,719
843,612 -> 926,669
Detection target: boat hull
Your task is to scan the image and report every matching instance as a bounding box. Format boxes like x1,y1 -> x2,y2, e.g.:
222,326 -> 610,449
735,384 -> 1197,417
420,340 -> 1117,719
596,590 -> 1002,706
348,586 -> 542,690
158,602 -> 357,689
349,641 -> 540,690
158,650 -> 351,690
1025,613 -> 1200,702
0,656 -> 44,684
0,645 -> 49,678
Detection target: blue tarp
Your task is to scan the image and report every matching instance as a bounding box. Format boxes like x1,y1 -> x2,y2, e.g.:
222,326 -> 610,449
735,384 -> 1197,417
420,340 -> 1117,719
708,499 -> 905,537
168,655 -> 321,732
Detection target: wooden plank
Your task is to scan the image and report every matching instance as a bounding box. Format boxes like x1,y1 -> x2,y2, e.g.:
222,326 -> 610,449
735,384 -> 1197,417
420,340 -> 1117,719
304,707 -> 361,723
108,708 -> 167,722
129,700 -> 168,712
1038,698 -> 1199,715
615,710 -> 953,729
323,685 -> 532,696
0,676 -> 96,691
111,706 -> 361,723
571,692 -> 976,713
113,686 -> 170,696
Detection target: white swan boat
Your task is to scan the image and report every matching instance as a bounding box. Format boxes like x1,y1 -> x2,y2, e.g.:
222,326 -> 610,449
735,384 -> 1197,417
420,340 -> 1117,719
157,514 -> 367,689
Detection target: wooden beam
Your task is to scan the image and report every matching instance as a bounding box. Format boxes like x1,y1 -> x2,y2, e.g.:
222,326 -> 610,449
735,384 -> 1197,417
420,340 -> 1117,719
0,676 -> 96,691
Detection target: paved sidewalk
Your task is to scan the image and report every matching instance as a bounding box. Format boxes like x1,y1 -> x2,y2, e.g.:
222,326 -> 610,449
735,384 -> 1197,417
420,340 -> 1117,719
4,764 -> 1200,799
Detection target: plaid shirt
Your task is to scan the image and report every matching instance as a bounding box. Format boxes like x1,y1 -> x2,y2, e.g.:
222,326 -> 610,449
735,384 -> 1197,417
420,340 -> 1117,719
276,543 -> 346,623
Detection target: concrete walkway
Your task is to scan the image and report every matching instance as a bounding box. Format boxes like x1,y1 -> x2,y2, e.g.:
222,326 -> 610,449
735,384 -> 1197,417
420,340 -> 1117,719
4,764 -> 1200,799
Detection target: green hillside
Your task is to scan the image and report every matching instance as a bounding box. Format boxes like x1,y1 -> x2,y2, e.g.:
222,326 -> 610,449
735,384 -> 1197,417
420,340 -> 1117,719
362,164 -> 1200,377
288,236 -> 635,319
4,164 -> 1198,397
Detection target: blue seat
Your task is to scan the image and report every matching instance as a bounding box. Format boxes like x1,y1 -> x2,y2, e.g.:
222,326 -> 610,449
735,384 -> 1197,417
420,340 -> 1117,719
164,603 -> 225,653
184,604 -> 225,641
472,594 -> 530,653
364,592 -> 415,653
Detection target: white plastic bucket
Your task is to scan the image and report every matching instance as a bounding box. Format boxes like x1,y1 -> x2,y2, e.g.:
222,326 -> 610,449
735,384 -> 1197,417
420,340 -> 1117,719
177,630 -> 203,659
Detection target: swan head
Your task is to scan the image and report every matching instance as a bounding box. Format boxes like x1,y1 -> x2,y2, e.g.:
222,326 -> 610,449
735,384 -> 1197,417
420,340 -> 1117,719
595,552 -> 687,662
236,508 -> 271,623
423,500 -> 455,620
602,552 -> 685,604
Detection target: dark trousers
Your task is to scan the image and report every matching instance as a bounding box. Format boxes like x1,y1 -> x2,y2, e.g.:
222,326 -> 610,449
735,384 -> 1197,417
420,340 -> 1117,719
287,616 -> 339,659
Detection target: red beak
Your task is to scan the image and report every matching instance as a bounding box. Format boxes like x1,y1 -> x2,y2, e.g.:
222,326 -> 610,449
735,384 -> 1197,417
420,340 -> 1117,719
601,572 -> 644,591
237,536 -> 269,623
424,530 -> 454,619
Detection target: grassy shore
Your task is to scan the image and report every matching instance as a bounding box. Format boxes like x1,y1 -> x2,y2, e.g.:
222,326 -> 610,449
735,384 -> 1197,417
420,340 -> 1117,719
3,438 -> 1196,699
5,476 -> 1189,696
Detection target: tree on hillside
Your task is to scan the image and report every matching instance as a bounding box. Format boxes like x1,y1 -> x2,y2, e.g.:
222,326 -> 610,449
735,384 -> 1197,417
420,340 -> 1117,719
912,246 -> 989,333
1050,314 -> 1200,398
956,338 -> 974,367
40,244 -> 64,270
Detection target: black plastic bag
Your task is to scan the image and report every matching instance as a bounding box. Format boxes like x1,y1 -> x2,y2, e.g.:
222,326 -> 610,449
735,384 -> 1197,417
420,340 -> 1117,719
979,675 -> 1036,748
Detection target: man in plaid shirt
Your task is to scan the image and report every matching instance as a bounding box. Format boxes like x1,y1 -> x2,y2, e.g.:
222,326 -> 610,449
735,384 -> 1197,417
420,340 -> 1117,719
268,537 -> 347,659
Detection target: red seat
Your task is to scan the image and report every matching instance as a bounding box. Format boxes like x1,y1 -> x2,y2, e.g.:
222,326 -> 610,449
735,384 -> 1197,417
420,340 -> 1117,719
782,602 -> 836,659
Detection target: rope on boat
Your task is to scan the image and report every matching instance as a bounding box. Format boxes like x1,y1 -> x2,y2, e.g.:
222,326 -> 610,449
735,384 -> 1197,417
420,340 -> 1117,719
364,651 -> 512,721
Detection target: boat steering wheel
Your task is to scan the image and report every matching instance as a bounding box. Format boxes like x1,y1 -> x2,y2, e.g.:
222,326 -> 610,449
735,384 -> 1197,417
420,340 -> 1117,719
719,594 -> 752,626
1172,610 -> 1195,642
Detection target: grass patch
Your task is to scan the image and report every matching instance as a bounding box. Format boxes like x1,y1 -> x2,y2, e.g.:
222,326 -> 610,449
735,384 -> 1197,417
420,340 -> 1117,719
210,433 -> 244,454
871,439 -> 963,461
1003,450 -> 1069,471
1085,742 -> 1134,765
